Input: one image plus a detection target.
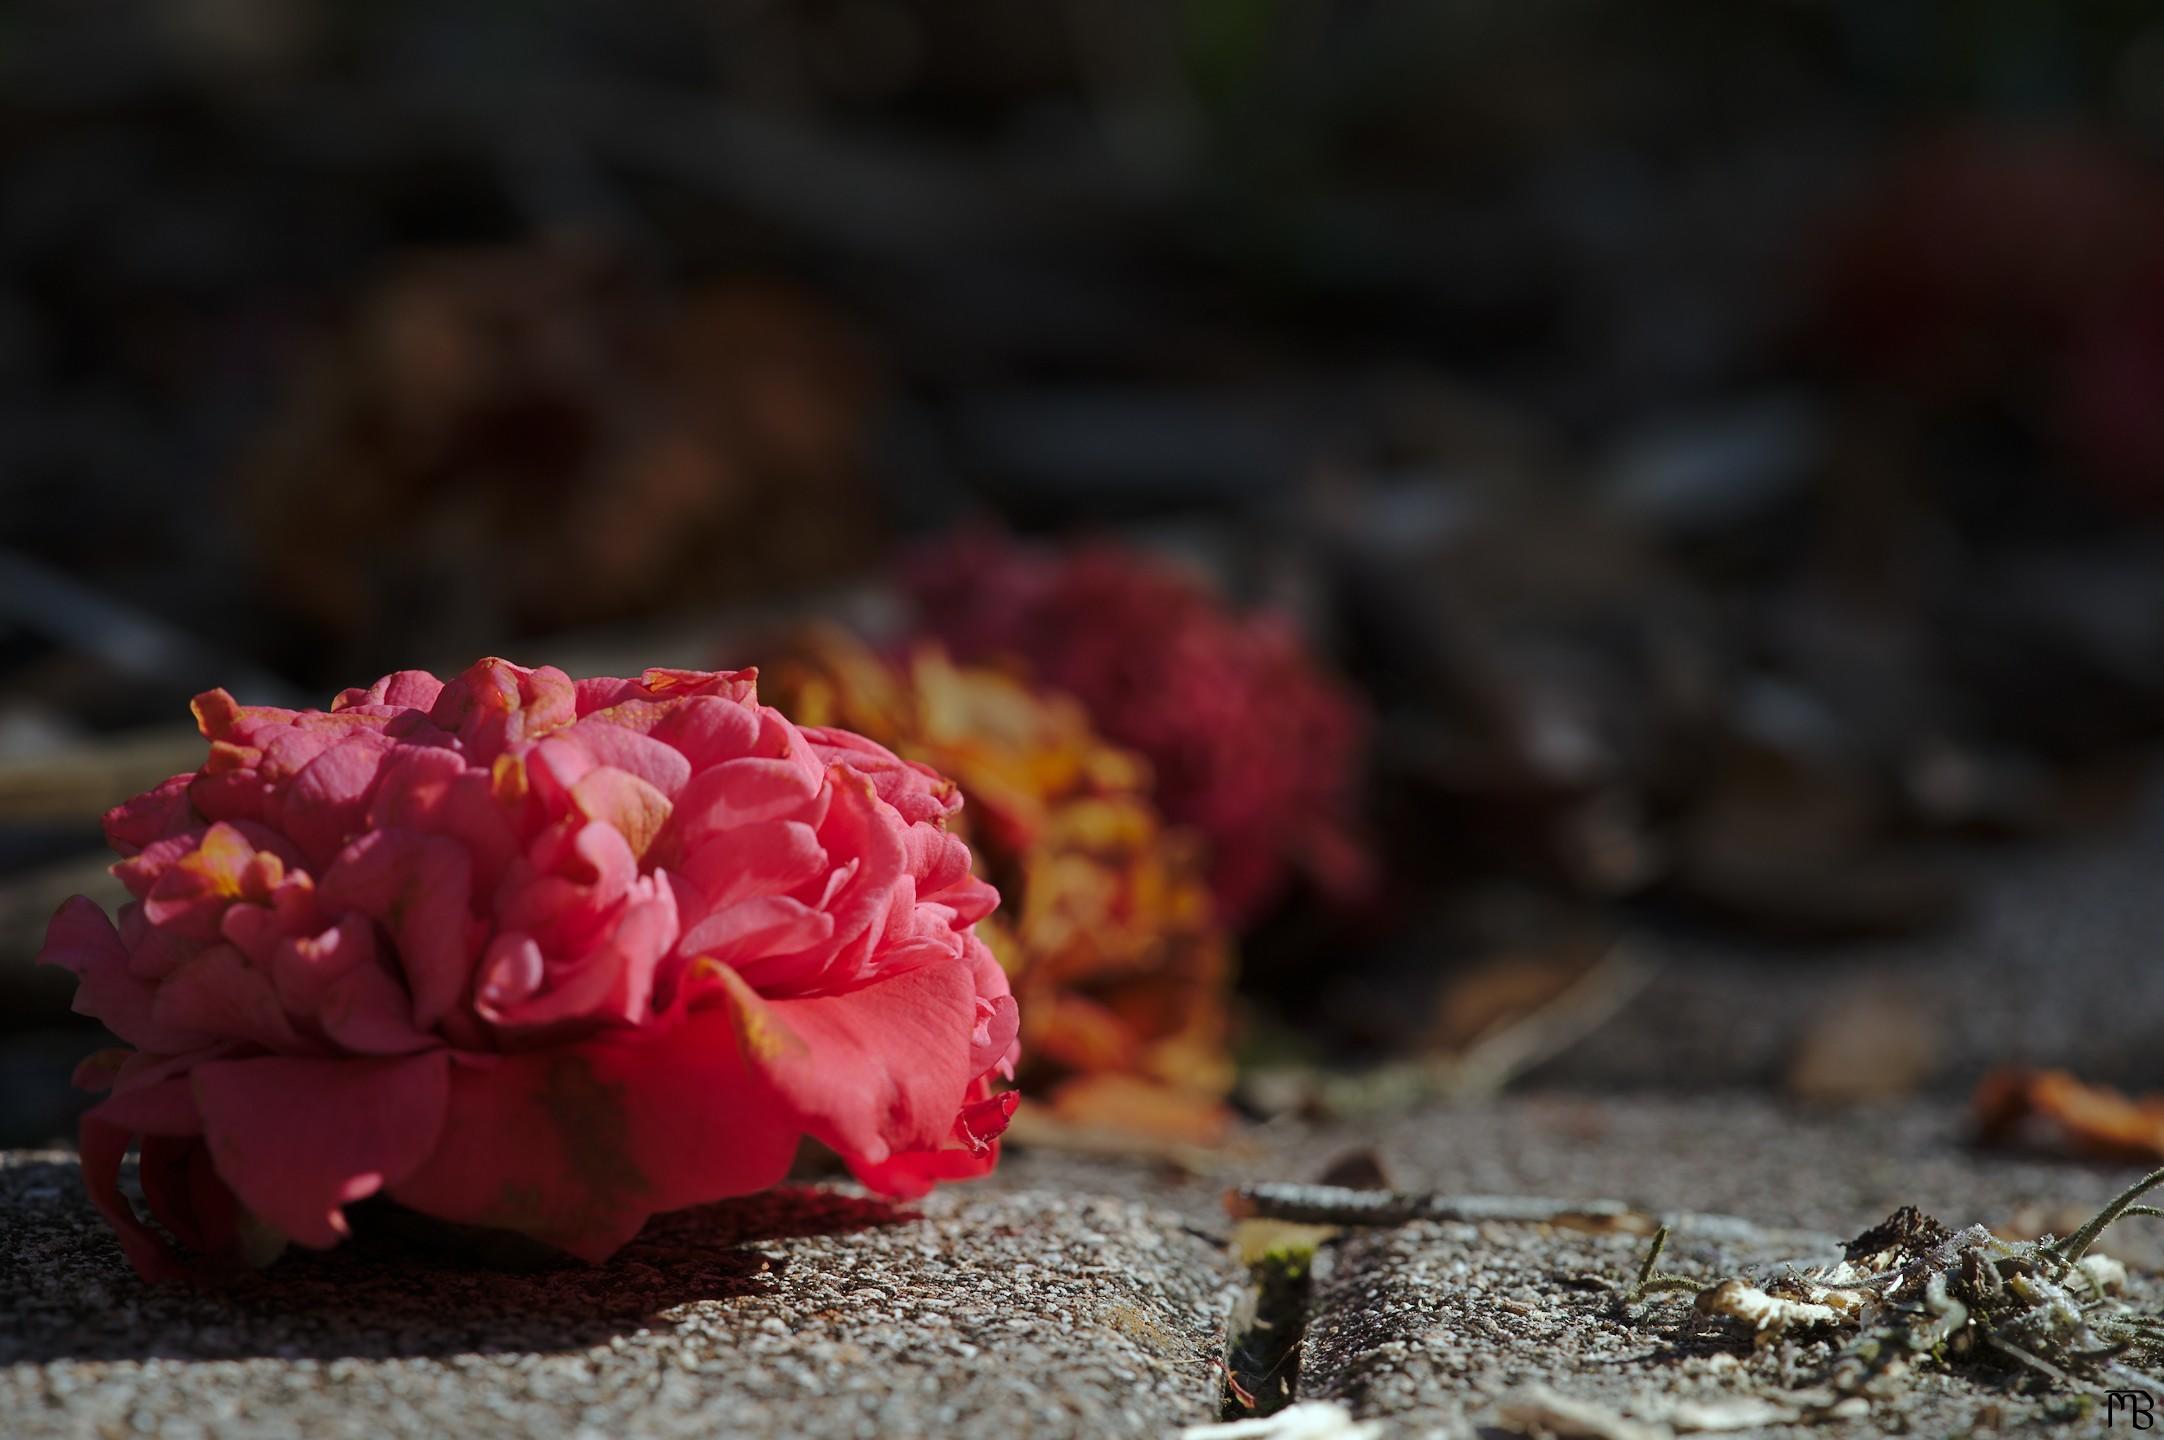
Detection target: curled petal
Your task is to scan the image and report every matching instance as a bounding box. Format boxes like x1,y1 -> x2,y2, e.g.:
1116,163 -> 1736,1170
389,1017 -> 796,1261
192,1052 -> 451,1249
320,829 -> 479,1029
481,881 -> 677,1031
367,745 -> 520,890
570,766 -> 673,863
333,669 -> 446,713
274,731 -> 397,865
720,957 -> 977,1168
675,819 -> 827,912
669,758 -> 821,843
804,726 -> 961,825
560,718 -> 693,798
80,1119 -> 186,1283
676,895 -> 834,983
641,666 -> 760,702
139,1135 -> 241,1257
848,1086 -> 1017,1198
648,694 -> 761,769
428,658 -> 577,763
102,775 -> 197,856
38,897 -> 213,1054
152,945 -> 308,1052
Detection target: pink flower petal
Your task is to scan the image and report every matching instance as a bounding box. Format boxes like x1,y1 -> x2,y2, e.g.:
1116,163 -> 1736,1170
972,994 -> 1021,1076
570,766 -> 673,863
729,956 -> 978,1167
319,829 -> 478,1029
561,718 -> 692,798
139,1135 -> 241,1257
88,1071 -> 207,1134
481,882 -> 677,1031
151,945 -> 308,1052
140,823 -> 267,941
792,770 -> 907,986
641,667 -> 759,703
367,745 -> 521,890
496,822 -> 637,949
388,1016 -> 797,1261
648,694 -> 761,768
102,775 -> 198,855
524,737 -> 595,816
333,670 -> 446,713
192,1052 -> 451,1248
674,819 -> 827,910
848,1087 -> 1017,1197
572,675 -> 654,713
268,912 -> 374,1016
38,897 -> 214,1054
79,1118 -> 186,1282
317,952 -> 437,1055
667,758 -> 822,849
804,726 -> 962,825
75,1065 -> 226,1276
675,895 -> 834,981
427,658 -> 577,762
274,731 -> 396,866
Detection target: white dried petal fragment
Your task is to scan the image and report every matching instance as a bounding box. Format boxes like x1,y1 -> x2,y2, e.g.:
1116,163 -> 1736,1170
1661,1394 -> 1866,1432
2078,1254 -> 2129,1295
1180,1400 -> 1390,1440
1491,1386 -> 1669,1440
1693,1279 -> 1848,1340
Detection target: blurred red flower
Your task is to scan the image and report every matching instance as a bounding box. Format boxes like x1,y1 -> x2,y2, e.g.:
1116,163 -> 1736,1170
908,535 -> 1372,925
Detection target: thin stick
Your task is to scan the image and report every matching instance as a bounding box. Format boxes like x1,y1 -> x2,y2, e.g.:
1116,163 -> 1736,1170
1225,1184 -> 1639,1228
1625,1224 -> 1670,1304
2051,1166 -> 2164,1264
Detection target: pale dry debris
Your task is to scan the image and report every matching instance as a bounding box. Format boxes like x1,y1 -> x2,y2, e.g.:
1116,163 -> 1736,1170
1671,1187 -> 2164,1406
1691,1280 -> 1852,1341
1179,1399 -> 1390,1440
1657,1395 -> 1866,1432
1490,1385 -> 1670,1440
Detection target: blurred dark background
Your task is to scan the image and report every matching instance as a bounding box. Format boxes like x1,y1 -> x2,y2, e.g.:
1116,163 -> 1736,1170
10,1 -> 2164,1150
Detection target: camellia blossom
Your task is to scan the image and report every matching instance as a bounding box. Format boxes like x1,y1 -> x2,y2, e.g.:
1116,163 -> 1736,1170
38,659 -> 1017,1280
770,631 -> 1233,1143
908,534 -> 1372,925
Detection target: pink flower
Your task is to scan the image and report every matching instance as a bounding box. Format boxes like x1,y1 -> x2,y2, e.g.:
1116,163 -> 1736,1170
40,659 -> 1018,1280
908,535 -> 1371,924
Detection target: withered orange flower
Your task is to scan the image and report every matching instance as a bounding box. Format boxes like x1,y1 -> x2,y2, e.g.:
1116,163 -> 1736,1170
769,629 -> 1236,1143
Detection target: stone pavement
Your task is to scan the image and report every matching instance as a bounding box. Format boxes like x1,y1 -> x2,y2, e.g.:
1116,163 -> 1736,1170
8,1094 -> 2160,1438
0,1153 -> 1234,1440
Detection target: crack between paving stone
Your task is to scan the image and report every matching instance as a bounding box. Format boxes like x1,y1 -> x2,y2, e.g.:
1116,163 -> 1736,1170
1220,1232 -> 1319,1419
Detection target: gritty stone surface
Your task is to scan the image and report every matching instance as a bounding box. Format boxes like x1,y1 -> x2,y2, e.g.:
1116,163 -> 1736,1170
1001,1095 -> 2164,1435
0,1152 -> 1235,1440
1551,774 -> 2164,1095
1260,1092 -> 2164,1246
10,1094 -> 2160,1438
1300,1215 -> 2146,1439
1000,1091 -> 2164,1253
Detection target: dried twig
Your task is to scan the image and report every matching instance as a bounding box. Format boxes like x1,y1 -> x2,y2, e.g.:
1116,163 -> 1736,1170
2050,1165 -> 2164,1264
1225,1183 -> 1640,1230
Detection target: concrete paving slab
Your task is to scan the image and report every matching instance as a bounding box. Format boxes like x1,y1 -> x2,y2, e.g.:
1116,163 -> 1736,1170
0,1152 -> 1236,1440
1299,1214 -> 2112,1439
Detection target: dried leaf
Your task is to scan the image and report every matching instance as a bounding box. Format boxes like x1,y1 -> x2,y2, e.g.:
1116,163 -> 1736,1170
1974,1066 -> 2164,1165
1784,978 -> 1941,1104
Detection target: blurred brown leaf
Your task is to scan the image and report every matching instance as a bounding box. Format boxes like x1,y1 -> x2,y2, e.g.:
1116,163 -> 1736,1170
1974,1067 -> 2164,1165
